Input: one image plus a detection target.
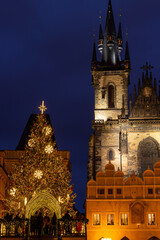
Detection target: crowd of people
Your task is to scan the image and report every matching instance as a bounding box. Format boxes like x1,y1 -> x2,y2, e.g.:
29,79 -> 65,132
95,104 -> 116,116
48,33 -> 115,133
31,211 -> 57,237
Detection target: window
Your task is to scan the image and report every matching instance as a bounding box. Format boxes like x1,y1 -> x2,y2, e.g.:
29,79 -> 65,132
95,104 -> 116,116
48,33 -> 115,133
93,214 -> 101,225
148,188 -> 153,194
148,213 -> 155,225
107,214 -> 114,225
121,213 -> 128,225
108,189 -> 113,195
156,188 -> 160,194
117,189 -> 122,194
108,85 -> 115,108
109,150 -> 114,160
98,188 -> 104,195
102,88 -> 105,99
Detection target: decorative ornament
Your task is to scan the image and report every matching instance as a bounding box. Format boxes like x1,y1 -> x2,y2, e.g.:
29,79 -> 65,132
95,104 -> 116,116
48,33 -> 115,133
45,145 -> 54,154
143,87 -> 152,97
10,188 -> 16,196
34,170 -> 43,179
38,100 -> 47,114
28,139 -> 35,147
58,196 -> 64,203
24,197 -> 27,206
43,126 -> 52,136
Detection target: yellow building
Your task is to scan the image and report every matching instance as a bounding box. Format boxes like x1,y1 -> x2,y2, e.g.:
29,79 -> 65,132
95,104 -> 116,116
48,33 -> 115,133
86,161 -> 160,240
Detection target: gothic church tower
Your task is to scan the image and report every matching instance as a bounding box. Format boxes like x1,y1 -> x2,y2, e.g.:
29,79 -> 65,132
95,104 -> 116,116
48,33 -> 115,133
88,0 -> 130,180
88,0 -> 160,181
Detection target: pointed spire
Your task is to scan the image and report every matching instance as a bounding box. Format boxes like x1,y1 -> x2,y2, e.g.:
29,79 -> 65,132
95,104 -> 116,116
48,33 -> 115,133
138,78 -> 141,94
105,0 -> 116,36
98,16 -> 104,54
142,71 -> 145,88
91,38 -> 97,70
129,94 -> 132,112
117,20 -> 122,39
134,84 -> 137,103
117,12 -> 123,53
99,16 -> 104,40
159,80 -> 160,100
124,40 -> 130,69
154,78 -> 157,94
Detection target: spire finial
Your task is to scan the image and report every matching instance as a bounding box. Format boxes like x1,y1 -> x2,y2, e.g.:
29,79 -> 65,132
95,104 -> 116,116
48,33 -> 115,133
99,11 -> 102,22
120,9 -> 122,18
38,100 -> 47,114
126,28 -> 128,41
141,62 -> 154,77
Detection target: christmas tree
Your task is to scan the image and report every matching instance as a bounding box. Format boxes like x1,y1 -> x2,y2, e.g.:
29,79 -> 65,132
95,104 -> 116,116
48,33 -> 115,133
7,103 -> 76,217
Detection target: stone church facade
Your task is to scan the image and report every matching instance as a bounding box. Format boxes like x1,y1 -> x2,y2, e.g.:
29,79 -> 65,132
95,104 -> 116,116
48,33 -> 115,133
88,0 -> 160,180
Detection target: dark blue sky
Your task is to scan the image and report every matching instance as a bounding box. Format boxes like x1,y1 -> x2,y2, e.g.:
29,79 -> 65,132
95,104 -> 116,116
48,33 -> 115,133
0,0 -> 160,212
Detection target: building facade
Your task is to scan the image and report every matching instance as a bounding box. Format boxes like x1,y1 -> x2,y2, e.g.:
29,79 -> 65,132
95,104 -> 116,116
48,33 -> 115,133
88,0 -> 160,180
86,161 -> 160,240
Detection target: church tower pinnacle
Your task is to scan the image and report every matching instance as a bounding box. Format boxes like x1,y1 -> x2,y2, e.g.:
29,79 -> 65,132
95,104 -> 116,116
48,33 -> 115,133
88,0 -> 131,180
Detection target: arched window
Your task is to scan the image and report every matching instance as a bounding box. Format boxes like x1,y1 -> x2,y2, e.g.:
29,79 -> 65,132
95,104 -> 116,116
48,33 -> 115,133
137,137 -> 159,175
109,150 -> 114,161
108,85 -> 115,108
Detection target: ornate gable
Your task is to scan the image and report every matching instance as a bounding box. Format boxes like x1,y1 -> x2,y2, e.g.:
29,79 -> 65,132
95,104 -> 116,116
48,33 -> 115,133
129,63 -> 160,119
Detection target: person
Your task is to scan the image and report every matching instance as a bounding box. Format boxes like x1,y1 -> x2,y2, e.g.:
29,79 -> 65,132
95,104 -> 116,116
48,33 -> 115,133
37,212 -> 43,238
51,213 -> 57,236
43,212 -> 50,235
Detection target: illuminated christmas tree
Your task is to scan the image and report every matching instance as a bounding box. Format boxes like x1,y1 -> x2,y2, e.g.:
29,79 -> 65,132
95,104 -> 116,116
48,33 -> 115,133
7,102 -> 76,217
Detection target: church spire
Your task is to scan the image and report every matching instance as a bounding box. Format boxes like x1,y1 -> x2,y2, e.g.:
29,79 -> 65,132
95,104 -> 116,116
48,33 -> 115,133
124,40 -> 130,69
105,0 -> 116,37
91,39 -> 97,70
98,16 -> 104,54
101,0 -> 122,67
117,11 -> 123,52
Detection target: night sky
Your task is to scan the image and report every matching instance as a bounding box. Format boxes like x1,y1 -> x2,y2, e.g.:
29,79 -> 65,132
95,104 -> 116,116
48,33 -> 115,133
0,0 -> 160,212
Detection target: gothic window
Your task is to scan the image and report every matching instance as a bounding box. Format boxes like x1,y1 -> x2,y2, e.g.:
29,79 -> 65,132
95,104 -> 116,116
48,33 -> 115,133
137,137 -> 159,175
108,84 -> 115,108
108,149 -> 114,160
102,88 -> 105,99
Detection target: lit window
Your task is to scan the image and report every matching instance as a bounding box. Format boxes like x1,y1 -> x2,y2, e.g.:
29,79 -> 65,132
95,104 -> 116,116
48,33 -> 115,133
98,189 -> 104,195
117,189 -> 122,194
148,213 -> 155,225
108,189 -> 113,195
93,214 -> 101,225
107,214 -> 114,225
148,188 -> 153,194
156,188 -> 160,194
121,213 -> 128,225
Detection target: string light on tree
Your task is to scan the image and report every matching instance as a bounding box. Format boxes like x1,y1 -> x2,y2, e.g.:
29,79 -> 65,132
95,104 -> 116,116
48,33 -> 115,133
28,139 -> 35,147
43,126 -> 52,136
10,188 -> 16,196
45,144 -> 54,154
34,170 -> 43,179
